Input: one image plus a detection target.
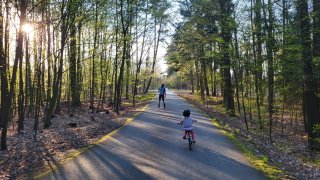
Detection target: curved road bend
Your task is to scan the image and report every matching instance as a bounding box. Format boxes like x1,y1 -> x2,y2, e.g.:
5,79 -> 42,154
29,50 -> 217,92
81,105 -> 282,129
41,90 -> 265,180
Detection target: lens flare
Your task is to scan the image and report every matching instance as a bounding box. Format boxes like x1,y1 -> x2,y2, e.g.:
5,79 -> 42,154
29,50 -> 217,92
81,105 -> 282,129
22,23 -> 33,33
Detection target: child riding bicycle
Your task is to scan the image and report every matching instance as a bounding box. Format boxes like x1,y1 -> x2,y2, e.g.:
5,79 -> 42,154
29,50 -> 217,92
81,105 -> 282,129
178,109 -> 197,143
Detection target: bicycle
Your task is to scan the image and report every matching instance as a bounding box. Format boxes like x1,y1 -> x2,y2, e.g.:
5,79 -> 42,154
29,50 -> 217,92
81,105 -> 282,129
177,122 -> 194,151
185,130 -> 193,150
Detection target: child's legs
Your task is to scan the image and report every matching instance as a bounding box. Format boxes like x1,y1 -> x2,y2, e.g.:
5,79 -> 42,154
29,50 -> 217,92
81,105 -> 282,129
190,130 -> 195,140
183,130 -> 187,137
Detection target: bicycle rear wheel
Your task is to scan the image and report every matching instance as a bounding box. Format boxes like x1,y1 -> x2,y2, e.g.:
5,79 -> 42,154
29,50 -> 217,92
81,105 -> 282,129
187,132 -> 192,150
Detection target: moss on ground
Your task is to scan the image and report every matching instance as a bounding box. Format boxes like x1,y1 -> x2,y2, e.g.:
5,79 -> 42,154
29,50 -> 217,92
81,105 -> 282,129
123,92 -> 156,106
136,92 -> 156,102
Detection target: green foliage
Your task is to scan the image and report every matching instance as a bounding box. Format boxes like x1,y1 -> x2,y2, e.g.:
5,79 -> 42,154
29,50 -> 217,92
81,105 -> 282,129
166,0 -> 222,90
312,123 -> 320,134
313,56 -> 320,80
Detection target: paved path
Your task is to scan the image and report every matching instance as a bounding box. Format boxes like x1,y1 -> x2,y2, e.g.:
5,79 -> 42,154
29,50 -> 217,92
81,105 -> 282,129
41,90 -> 265,180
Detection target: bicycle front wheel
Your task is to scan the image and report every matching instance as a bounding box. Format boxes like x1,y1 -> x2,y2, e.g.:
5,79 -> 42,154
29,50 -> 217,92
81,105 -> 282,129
187,133 -> 192,150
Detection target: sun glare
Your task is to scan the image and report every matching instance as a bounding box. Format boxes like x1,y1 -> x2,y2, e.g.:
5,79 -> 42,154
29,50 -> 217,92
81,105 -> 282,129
22,23 -> 33,33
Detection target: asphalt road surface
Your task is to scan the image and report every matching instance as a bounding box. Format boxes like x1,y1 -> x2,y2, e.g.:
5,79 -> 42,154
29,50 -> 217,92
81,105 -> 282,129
41,90 -> 265,180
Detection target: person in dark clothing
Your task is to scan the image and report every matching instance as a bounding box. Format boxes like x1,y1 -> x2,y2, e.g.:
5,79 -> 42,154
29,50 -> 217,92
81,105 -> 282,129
158,84 -> 166,108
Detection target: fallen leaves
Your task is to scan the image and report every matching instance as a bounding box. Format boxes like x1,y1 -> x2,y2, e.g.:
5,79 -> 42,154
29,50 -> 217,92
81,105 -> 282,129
0,100 -> 148,179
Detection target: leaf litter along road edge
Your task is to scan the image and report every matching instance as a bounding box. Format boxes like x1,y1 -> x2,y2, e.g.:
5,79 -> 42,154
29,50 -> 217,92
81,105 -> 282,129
33,100 -> 153,180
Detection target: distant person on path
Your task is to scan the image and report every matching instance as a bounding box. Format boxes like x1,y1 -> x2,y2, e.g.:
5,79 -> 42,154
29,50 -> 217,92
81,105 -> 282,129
178,109 -> 197,143
158,84 -> 166,108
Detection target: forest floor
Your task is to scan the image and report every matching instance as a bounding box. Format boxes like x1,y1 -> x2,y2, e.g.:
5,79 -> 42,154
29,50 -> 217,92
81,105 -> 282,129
177,91 -> 320,179
0,93 -> 156,179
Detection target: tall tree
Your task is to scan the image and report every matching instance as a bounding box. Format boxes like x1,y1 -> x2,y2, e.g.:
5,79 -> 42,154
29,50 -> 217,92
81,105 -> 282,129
265,0 -> 275,142
144,0 -> 169,93
44,0 -> 69,128
133,0 -> 149,106
115,0 -> 135,114
219,0 -> 235,115
299,0 -> 320,150
0,0 -> 7,136
1,0 -> 27,149
251,0 -> 262,129
69,9 -> 81,107
90,0 -> 99,109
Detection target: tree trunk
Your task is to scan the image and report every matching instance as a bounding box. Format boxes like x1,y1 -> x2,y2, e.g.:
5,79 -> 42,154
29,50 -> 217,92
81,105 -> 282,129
70,22 -> 80,107
266,0 -> 275,142
25,34 -> 32,117
46,4 -> 52,109
199,58 -> 205,102
191,67 -> 194,94
99,34 -> 107,108
44,0 -> 68,128
213,61 -> 217,96
33,55 -> 42,140
255,0 -> 264,105
115,0 -> 134,114
0,0 -> 7,134
18,32 -> 25,133
203,58 -> 210,96
210,65 -> 214,96
195,58 -> 200,93
299,0 -> 320,150
219,0 -> 235,115
251,0 -> 262,129
234,24 -> 248,130
90,1 -> 99,109
4,0 -> 10,76
144,17 -> 163,94
113,0 -> 119,112
77,21 -> 83,106
133,1 -> 148,105
1,0 -> 26,150
125,41 -> 131,100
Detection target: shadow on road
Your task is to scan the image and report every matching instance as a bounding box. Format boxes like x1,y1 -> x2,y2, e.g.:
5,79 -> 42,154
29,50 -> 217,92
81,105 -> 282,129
43,91 -> 265,180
